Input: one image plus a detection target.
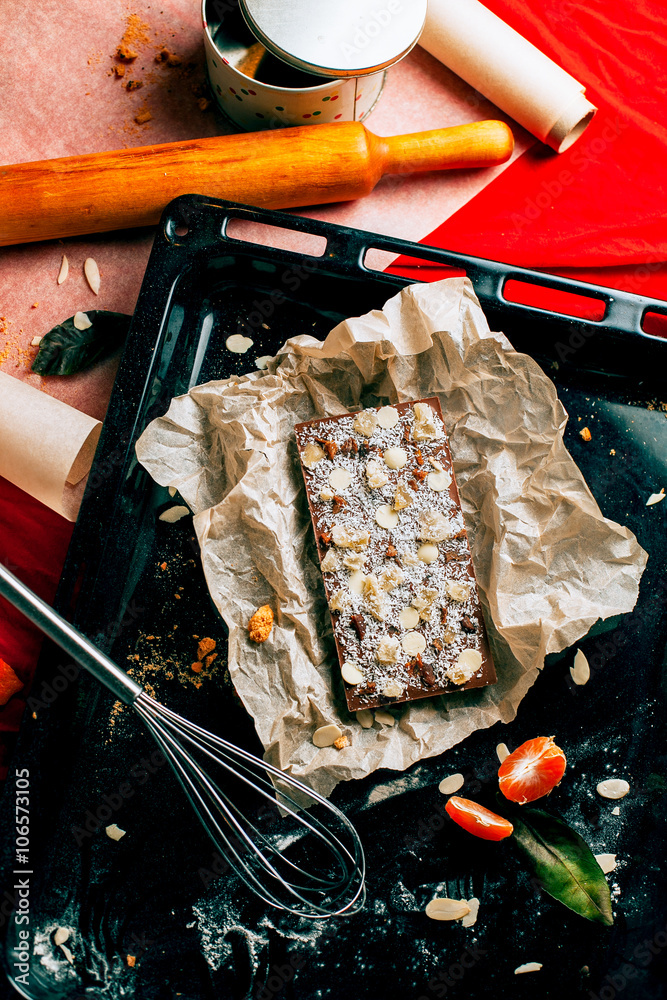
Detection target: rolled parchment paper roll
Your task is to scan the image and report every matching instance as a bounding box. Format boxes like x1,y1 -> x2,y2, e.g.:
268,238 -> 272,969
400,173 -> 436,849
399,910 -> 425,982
420,0 -> 597,152
0,373 -> 101,521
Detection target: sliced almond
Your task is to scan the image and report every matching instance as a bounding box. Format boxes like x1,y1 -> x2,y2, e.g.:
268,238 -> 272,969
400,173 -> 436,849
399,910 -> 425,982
401,631 -> 426,656
341,660 -> 365,685
375,504 -> 399,529
255,355 -> 272,370
570,648 -> 590,685
425,898 -> 471,922
73,311 -> 92,330
646,490 -> 665,506
595,853 -> 617,874
356,709 -> 374,729
57,254 -> 69,285
462,897 -> 480,927
329,468 -> 353,491
374,709 -> 395,726
496,742 -> 510,763
438,773 -> 464,795
159,505 -> 190,522
53,927 -> 70,945
611,806 -> 620,815
398,606 -> 420,629
84,257 -> 101,295
59,943 -> 75,964
417,543 -> 439,564
376,405 -> 399,428
597,778 -> 630,800
226,334 -> 253,353
105,823 -> 126,841
30,336 -> 42,347
313,723 -> 343,748
383,447 -> 408,470
514,962 -> 543,974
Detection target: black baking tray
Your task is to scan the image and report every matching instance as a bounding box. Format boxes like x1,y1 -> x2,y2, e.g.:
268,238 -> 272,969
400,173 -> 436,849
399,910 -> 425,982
1,196 -> 666,1000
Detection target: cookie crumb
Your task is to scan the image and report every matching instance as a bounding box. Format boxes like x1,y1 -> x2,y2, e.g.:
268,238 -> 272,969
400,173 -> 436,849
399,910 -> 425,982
196,637 -> 216,662
248,605 -> 274,643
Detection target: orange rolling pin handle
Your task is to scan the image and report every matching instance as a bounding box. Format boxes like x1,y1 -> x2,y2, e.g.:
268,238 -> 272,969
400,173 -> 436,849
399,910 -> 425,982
377,120 -> 514,173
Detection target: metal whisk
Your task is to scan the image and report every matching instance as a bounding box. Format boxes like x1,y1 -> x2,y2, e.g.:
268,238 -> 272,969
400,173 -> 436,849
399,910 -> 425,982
0,564 -> 365,919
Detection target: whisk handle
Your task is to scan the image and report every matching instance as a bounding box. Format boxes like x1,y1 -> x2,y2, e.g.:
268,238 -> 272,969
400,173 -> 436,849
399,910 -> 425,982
0,563 -> 143,705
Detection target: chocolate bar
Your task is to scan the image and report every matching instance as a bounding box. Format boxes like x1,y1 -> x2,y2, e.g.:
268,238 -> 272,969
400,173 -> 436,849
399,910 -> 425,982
294,399 -> 496,712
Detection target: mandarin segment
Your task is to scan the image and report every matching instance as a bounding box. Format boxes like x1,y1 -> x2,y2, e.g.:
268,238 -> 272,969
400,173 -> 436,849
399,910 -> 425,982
444,795 -> 514,841
498,736 -> 566,804
0,657 -> 23,705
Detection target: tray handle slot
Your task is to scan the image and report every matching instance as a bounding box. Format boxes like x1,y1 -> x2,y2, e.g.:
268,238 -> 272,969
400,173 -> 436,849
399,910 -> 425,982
501,278 -> 607,323
642,308 -> 667,338
224,217 -> 327,258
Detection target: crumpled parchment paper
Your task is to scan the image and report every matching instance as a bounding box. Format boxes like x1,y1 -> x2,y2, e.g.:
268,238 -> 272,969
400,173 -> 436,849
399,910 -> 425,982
136,277 -> 647,797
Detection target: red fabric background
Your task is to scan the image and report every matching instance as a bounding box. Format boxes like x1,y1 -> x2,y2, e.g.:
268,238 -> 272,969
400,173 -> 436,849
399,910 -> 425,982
1,0 -> 666,778
393,0 -> 667,311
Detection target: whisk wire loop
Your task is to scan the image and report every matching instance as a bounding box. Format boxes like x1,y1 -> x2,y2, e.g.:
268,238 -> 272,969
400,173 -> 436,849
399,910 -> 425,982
135,694 -> 366,918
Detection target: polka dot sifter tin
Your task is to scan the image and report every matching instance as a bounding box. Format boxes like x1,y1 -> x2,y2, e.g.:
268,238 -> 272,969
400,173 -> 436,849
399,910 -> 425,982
202,0 -> 427,131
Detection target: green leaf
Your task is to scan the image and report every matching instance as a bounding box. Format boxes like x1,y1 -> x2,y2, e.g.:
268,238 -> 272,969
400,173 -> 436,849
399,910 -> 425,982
31,311 -> 131,376
511,808 -> 613,926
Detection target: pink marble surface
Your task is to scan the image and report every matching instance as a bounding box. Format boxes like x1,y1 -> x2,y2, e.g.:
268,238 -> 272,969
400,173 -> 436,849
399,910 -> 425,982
0,0 -> 531,421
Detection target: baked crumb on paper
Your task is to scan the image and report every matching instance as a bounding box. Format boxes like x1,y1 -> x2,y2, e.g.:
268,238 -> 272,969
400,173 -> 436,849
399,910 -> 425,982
136,277 -> 647,798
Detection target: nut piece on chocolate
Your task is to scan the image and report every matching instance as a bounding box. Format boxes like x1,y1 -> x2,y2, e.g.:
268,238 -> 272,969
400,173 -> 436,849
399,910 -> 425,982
248,605 -> 274,643
294,398 -> 496,713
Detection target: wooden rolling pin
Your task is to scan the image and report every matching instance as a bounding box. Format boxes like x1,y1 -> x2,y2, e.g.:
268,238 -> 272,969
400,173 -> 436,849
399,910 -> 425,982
0,120 -> 513,246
